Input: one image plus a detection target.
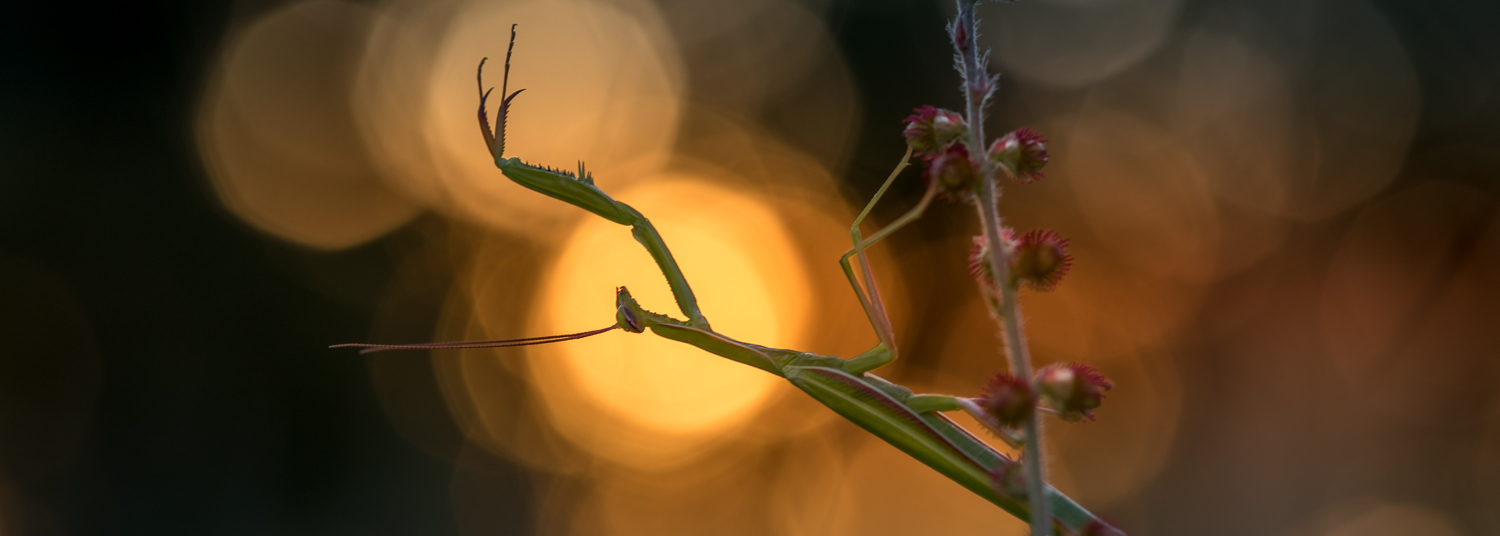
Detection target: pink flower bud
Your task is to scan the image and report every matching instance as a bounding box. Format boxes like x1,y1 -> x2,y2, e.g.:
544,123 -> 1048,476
902,106 -> 967,158
1035,363 -> 1113,422
970,229 -> 1071,292
1014,228 -> 1074,289
1012,229 -> 1072,291
980,372 -> 1035,427
924,143 -> 981,200
948,19 -> 969,52
988,128 -> 1049,183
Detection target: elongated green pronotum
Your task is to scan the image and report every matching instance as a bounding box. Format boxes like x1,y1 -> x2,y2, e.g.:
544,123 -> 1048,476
335,23 -> 1123,536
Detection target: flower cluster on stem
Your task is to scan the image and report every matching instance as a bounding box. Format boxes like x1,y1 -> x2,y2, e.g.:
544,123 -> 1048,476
893,1 -> 1117,534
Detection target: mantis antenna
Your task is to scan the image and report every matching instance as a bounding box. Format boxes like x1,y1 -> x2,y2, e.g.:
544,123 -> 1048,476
333,297 -> 645,354
330,325 -> 618,355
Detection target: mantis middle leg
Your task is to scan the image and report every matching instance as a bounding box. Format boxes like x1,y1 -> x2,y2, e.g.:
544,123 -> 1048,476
840,147 -> 941,374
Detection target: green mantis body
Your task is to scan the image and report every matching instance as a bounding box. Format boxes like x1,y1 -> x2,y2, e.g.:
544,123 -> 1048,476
347,25 -> 1120,535
610,287 -> 1104,530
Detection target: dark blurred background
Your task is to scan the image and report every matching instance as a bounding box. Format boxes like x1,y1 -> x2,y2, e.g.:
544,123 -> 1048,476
2,0 -> 1498,534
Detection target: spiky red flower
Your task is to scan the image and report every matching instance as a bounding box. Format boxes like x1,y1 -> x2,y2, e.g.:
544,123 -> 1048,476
979,372 -> 1035,427
988,128 -> 1049,183
924,143 -> 980,201
1035,363 -> 1113,422
903,105 -> 967,158
1012,229 -> 1071,291
971,229 -> 1072,292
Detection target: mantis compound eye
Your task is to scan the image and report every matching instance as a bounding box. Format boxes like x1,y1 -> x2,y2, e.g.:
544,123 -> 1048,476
617,304 -> 644,333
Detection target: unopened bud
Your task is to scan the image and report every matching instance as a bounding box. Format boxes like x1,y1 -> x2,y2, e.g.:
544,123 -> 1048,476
924,143 -> 980,200
1035,363 -> 1113,422
1012,229 -> 1072,291
902,106 -> 967,158
948,18 -> 968,51
988,128 -> 1049,183
979,372 -> 1035,427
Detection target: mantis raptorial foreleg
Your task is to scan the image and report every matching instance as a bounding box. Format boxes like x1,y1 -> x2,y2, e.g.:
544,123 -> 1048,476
476,25 -> 710,330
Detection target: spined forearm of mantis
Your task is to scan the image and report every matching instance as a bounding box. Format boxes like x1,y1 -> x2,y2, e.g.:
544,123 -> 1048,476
332,25 -> 1122,536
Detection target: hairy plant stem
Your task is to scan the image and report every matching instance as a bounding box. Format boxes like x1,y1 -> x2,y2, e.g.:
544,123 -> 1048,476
953,2 -> 1049,534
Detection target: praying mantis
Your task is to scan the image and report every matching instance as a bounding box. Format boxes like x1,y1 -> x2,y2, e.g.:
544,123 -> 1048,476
334,24 -> 1122,536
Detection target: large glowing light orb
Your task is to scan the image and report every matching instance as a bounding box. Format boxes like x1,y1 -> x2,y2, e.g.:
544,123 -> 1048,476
527,177 -> 811,467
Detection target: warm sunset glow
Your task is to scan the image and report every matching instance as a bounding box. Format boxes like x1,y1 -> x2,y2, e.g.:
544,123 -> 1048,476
524,177 -> 811,467
1301,501 -> 1466,536
357,0 -> 684,236
196,0 -> 421,249
980,0 -> 1181,88
43,0 -> 1489,532
826,439 -> 1027,535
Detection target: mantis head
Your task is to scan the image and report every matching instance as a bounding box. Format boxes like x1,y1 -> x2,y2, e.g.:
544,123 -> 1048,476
614,286 -> 647,333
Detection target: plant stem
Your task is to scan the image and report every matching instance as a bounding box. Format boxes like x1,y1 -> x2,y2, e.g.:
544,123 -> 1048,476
953,2 -> 1049,534
981,177 -> 1050,536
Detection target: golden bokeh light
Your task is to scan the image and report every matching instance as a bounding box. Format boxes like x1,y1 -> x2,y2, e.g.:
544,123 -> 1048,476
1065,111 -> 1221,283
533,431 -> 851,536
1278,0 -> 1419,220
668,0 -> 833,113
1320,183 -> 1498,423
661,0 -> 860,170
978,0 -> 1182,89
525,176 -> 810,468
825,438 -> 1028,536
1171,26 -> 1297,275
1033,249 -> 1208,362
1478,402 -> 1500,533
765,433 -> 851,536
354,0 -> 684,236
1176,26 -> 1297,216
424,119 -> 896,481
196,0 -> 422,249
424,139 -> 920,531
1296,500 -> 1466,536
573,463 -> 775,536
